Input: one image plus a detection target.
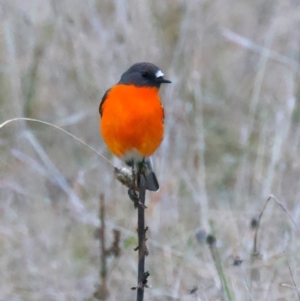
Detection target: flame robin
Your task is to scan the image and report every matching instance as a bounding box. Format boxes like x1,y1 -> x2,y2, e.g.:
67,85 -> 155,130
99,62 -> 171,192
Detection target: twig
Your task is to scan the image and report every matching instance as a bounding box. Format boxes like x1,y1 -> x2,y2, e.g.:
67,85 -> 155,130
269,195 -> 299,230
252,194 -> 299,256
221,28 -> 300,73
207,221 -> 233,301
0,117 -> 112,166
96,194 -> 108,300
94,194 -> 120,300
280,283 -> 300,293
0,118 -> 139,194
282,245 -> 300,300
23,46 -> 44,117
136,170 -> 147,301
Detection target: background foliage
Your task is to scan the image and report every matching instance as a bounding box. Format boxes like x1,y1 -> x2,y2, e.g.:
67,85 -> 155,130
1,0 -> 300,300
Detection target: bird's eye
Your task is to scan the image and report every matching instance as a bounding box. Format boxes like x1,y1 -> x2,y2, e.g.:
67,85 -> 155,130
142,71 -> 149,78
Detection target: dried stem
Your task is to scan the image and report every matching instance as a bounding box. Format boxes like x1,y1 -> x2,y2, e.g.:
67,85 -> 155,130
93,194 -> 108,300
207,221 -> 233,301
282,246 -> 300,300
252,194 -> 299,257
100,194 -> 108,299
137,171 -> 147,301
94,194 -> 120,300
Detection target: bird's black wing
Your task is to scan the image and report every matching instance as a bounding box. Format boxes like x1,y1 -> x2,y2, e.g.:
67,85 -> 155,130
99,89 -> 111,116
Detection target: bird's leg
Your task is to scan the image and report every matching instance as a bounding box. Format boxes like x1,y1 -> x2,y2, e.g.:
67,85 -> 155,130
128,162 -> 139,206
136,160 -> 147,209
137,159 -> 150,189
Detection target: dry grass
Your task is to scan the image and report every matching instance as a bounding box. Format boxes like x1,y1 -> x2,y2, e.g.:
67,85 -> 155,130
1,0 -> 300,300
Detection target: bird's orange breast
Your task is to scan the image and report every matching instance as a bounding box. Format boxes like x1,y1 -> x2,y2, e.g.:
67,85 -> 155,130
100,84 -> 164,159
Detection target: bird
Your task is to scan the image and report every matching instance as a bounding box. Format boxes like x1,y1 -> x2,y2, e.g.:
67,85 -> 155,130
99,62 -> 171,194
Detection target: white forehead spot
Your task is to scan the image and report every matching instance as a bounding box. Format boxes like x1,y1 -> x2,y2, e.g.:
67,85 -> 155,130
155,70 -> 164,78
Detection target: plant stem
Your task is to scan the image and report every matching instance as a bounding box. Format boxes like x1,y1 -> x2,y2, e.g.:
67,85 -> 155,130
99,194 -> 108,299
137,172 -> 146,301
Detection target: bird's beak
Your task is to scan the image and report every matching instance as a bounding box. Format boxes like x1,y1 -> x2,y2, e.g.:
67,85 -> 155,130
157,77 -> 171,84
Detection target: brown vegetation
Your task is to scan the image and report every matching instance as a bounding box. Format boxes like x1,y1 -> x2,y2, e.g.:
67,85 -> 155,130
0,0 -> 300,300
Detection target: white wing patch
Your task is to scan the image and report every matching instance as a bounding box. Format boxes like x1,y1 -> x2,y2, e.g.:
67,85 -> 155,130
155,70 -> 164,78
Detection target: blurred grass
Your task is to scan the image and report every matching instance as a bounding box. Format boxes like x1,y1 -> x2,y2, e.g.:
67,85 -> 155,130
1,0 -> 300,300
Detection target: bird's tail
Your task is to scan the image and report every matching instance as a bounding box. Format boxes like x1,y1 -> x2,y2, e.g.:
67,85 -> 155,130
143,157 -> 159,191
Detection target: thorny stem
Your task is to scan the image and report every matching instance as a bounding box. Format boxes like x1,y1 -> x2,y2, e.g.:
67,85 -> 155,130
137,171 -> 147,301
